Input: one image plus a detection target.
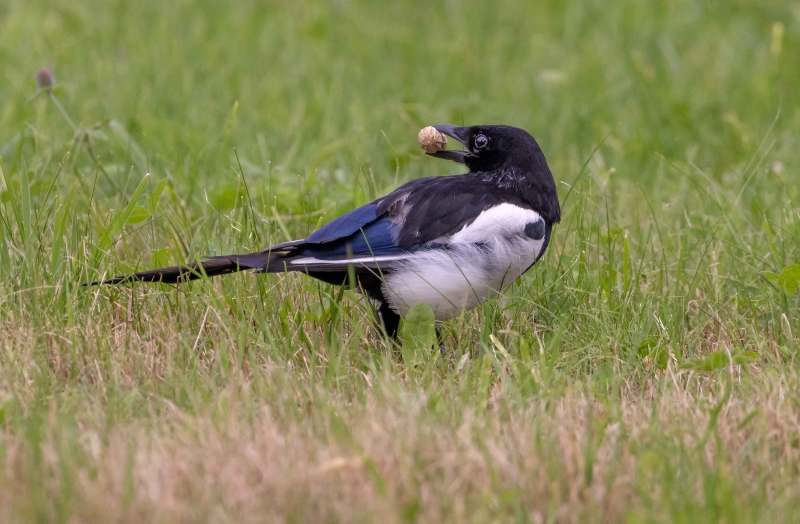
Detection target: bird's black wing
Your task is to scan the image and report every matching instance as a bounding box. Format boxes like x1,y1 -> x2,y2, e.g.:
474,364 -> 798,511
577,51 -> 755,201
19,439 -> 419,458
256,173 -> 528,275
376,173 -> 530,249
299,173 -> 531,254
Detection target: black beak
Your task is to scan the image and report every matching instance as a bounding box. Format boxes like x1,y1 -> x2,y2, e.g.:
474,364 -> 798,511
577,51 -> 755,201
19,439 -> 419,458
427,124 -> 470,164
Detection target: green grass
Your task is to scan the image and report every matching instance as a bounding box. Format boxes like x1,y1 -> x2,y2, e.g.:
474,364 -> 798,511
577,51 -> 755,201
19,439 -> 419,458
1,0 -> 799,521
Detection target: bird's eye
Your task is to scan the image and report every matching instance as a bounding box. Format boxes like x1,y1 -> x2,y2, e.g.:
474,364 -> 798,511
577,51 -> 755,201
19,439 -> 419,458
473,134 -> 488,150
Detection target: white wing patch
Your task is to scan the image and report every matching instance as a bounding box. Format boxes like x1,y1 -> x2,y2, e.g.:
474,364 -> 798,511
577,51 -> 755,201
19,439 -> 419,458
290,254 -> 409,266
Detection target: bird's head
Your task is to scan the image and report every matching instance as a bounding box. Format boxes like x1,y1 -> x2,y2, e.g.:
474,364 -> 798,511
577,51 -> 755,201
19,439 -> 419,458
427,124 -> 546,173
428,124 -> 560,223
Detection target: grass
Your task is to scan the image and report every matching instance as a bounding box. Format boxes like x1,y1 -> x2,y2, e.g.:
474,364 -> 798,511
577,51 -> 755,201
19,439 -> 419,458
1,0 -> 799,521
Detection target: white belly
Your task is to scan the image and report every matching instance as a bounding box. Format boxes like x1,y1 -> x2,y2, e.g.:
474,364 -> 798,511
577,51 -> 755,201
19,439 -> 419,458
381,237 -> 542,320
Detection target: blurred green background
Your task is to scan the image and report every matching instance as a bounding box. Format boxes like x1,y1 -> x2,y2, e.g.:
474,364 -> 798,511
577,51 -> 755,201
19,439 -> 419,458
2,0 -> 796,231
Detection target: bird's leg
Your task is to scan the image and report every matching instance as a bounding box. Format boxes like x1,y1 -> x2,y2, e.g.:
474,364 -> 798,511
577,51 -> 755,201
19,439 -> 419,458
436,325 -> 449,356
359,279 -> 400,346
375,301 -> 401,343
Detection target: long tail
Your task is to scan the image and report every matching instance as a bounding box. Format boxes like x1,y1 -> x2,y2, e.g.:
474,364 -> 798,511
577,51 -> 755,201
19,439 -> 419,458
86,241 -> 304,285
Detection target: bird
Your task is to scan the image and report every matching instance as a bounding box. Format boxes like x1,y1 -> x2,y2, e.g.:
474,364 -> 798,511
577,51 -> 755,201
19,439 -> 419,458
88,125 -> 561,343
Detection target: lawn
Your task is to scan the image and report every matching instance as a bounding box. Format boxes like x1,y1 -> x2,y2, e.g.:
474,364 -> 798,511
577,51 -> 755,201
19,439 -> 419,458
1,0 -> 799,522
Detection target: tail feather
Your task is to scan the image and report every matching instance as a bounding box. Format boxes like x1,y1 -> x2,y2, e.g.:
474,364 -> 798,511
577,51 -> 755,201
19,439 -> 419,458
86,249 -> 292,286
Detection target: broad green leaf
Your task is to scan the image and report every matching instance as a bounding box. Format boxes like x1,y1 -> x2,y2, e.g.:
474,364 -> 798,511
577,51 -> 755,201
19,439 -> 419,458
765,264 -> 800,295
401,303 -> 436,353
151,248 -> 171,268
126,205 -> 151,224
147,178 -> 170,213
681,351 -> 758,371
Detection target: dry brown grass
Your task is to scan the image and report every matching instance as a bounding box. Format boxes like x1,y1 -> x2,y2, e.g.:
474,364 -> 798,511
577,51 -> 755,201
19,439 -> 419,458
3,313 -> 800,524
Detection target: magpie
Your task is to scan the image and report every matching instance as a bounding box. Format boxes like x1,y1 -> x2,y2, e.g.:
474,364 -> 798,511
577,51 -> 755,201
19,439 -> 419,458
89,125 -> 561,342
